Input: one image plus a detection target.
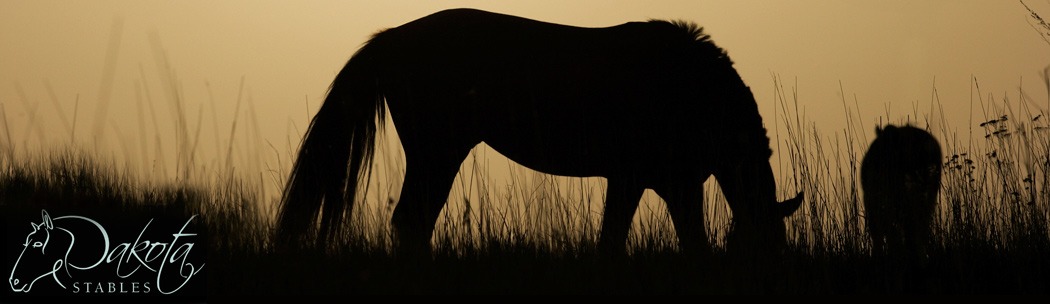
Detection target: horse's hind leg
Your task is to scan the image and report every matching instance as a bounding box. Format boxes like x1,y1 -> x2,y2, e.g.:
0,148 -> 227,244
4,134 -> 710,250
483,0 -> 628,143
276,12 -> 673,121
391,146 -> 471,256
598,178 -> 645,255
652,176 -> 710,257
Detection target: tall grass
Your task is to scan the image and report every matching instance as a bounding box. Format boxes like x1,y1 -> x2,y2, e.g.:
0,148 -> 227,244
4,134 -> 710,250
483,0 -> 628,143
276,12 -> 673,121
3,58 -> 1050,292
0,28 -> 278,259
935,75 -> 1050,251
771,72 -> 1050,258
7,74 -> 1049,256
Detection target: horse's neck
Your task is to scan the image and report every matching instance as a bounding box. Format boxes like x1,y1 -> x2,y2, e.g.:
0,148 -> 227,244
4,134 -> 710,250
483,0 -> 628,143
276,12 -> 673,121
51,227 -> 78,281
47,227 -> 75,260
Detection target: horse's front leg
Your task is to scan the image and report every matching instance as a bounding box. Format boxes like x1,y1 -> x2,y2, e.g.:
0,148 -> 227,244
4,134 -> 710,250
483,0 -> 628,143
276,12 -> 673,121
652,175 -> 711,258
597,178 -> 645,256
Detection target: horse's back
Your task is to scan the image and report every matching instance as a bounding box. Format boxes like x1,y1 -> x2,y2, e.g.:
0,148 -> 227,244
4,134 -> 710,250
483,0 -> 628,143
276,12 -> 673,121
366,9 -> 738,178
371,9 -> 692,85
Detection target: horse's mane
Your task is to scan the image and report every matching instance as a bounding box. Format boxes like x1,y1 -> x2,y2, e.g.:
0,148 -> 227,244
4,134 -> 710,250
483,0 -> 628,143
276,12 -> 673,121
649,20 -> 733,66
649,19 -> 773,160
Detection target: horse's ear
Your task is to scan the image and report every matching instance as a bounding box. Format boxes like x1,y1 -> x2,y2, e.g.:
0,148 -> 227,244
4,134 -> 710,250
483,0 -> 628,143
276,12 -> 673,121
41,210 -> 53,230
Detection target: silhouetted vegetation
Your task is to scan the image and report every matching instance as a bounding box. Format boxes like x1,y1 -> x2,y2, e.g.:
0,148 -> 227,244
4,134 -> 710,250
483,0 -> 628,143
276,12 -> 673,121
3,5 -> 1049,293
3,74 -> 1049,294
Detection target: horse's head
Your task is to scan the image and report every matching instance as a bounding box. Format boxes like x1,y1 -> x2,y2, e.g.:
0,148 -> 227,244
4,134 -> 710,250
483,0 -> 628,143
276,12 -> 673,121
715,152 -> 804,254
9,210 -> 70,293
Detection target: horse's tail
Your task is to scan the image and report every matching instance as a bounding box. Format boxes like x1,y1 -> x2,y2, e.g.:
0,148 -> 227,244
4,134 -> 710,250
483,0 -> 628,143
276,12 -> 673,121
277,36 -> 386,247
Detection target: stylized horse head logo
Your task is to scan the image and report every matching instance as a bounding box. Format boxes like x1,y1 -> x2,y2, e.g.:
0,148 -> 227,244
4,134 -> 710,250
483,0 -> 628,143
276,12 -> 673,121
9,210 -> 76,292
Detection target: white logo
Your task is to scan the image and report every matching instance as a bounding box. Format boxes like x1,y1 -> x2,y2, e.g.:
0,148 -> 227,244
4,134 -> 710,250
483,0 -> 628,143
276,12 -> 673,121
8,210 -> 204,294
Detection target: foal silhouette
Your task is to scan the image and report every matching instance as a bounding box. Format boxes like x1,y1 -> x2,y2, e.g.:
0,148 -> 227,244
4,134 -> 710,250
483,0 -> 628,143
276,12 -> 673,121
861,124 -> 942,258
277,8 -> 803,255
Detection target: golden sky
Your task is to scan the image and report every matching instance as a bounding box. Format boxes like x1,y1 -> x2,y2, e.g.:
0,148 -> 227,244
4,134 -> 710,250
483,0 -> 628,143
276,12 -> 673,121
1,1 -> 1049,207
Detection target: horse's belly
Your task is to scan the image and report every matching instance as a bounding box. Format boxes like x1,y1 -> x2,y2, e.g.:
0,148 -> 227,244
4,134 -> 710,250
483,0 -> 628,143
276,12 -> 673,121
483,136 -> 612,177
480,118 -> 701,178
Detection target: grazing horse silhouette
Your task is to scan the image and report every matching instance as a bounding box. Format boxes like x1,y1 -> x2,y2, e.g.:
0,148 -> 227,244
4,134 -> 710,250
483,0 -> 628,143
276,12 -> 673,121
277,8 -> 803,254
861,124 -> 942,258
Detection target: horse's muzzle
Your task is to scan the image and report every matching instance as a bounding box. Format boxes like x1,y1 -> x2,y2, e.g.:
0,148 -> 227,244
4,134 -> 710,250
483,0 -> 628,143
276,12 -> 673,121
10,277 -> 27,292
